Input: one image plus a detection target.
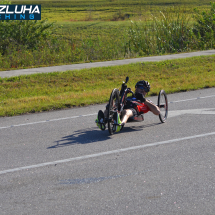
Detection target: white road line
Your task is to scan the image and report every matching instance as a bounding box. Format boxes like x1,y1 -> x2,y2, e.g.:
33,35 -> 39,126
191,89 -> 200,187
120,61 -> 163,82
1,131 -> 215,175
169,94 -> 215,103
0,94 -> 215,130
0,113 -> 97,129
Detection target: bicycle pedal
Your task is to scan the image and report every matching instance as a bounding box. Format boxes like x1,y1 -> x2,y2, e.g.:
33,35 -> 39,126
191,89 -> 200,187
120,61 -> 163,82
113,123 -> 121,126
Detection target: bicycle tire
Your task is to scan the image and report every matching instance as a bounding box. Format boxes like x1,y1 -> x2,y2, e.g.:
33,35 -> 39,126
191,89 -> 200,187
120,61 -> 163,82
157,90 -> 168,123
107,88 -> 120,135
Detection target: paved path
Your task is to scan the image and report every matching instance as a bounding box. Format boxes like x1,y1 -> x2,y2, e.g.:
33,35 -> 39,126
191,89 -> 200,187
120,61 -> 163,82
1,88 -> 215,214
1,50 -> 215,78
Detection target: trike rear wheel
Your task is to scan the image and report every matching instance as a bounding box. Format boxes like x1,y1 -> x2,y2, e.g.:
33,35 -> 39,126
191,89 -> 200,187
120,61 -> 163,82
157,90 -> 168,123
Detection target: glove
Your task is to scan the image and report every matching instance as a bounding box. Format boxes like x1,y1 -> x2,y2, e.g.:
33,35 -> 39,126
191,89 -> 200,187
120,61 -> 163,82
135,93 -> 146,102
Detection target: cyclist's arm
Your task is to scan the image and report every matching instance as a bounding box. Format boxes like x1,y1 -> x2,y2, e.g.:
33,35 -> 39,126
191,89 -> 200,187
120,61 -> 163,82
144,99 -> 160,115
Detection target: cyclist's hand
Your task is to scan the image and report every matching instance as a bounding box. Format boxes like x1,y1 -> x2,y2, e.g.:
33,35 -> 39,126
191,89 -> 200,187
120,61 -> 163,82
135,93 -> 146,102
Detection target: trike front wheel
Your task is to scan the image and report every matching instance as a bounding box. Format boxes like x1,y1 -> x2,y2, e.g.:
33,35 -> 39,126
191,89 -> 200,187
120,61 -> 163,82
107,88 -> 120,135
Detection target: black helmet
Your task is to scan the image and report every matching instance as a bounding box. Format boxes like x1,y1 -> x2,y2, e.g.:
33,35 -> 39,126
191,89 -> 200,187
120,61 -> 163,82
135,80 -> 150,92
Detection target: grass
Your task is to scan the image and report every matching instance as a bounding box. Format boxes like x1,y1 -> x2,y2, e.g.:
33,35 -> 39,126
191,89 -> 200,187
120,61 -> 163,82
11,0 -> 212,22
0,55 -> 215,117
0,0 -> 214,71
0,21 -> 134,71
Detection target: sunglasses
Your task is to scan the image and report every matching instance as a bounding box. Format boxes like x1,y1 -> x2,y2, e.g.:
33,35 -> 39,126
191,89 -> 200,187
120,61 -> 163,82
137,86 -> 149,92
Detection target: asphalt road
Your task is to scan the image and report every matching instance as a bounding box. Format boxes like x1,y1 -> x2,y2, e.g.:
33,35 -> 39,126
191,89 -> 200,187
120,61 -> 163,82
0,87 -> 215,214
0,49 -> 215,78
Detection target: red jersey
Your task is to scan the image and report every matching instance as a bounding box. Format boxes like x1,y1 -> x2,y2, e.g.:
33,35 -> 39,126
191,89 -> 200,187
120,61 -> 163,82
125,97 -> 152,115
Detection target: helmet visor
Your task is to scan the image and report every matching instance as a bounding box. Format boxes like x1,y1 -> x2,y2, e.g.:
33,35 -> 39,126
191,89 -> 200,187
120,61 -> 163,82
137,85 -> 149,92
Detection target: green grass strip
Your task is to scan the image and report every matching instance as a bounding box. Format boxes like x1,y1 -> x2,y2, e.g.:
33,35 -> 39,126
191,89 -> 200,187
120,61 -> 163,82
0,55 -> 215,117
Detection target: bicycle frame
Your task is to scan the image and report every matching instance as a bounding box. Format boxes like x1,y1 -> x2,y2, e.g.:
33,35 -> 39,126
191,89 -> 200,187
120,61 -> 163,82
119,87 -> 134,113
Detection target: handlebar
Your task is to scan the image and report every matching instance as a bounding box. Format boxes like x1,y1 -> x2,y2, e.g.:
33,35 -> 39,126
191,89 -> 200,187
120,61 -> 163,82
120,76 -> 135,97
126,88 -> 135,97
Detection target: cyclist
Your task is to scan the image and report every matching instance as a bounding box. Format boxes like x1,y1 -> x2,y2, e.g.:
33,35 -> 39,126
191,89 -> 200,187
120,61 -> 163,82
96,80 -> 160,132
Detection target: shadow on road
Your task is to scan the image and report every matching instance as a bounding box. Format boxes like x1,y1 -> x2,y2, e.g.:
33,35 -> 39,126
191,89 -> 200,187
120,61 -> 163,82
121,122 -> 161,133
48,126 -> 110,149
47,122 -> 161,149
